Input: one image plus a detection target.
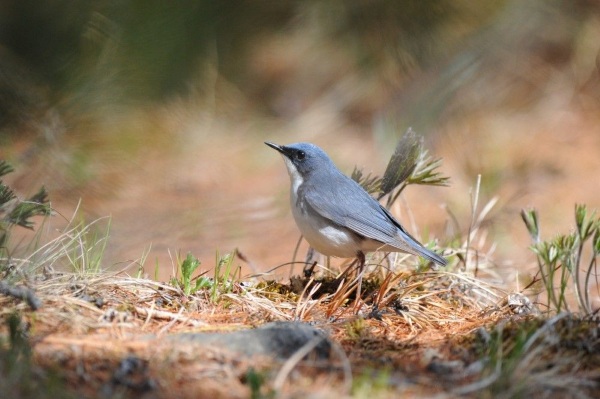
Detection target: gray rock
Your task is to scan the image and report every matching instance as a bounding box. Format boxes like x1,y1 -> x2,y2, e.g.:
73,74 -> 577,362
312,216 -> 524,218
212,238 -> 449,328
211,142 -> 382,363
169,321 -> 331,359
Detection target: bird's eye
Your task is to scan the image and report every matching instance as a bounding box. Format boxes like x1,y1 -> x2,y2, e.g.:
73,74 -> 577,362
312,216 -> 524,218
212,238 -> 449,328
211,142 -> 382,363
296,150 -> 306,160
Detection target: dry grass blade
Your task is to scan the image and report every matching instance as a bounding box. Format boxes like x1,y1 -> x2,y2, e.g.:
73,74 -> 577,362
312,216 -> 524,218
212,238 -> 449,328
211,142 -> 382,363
272,336 -> 326,391
157,306 -> 186,336
326,278 -> 360,319
135,306 -> 207,328
371,271 -> 406,308
295,280 -> 324,320
225,290 -> 294,320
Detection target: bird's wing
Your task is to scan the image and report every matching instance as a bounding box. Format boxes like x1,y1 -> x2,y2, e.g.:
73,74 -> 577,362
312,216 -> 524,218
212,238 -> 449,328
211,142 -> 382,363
302,175 -> 447,265
302,176 -> 401,245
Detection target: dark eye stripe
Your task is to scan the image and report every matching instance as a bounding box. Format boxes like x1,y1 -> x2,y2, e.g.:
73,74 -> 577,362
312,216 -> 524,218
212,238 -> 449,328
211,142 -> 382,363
297,150 -> 306,160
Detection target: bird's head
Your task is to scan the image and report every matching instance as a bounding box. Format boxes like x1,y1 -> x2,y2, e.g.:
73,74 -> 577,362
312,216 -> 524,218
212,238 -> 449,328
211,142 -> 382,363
265,142 -> 334,182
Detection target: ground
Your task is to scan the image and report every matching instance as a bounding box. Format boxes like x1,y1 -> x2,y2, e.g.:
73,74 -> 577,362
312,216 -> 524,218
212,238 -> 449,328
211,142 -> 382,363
2,261 -> 598,398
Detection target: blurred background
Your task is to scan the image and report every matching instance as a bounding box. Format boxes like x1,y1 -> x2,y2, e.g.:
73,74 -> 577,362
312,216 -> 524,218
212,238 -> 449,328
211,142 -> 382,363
1,0 -> 599,282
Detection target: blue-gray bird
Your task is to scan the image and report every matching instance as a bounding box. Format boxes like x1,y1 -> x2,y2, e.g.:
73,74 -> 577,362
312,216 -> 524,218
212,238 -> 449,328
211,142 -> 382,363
265,142 -> 447,271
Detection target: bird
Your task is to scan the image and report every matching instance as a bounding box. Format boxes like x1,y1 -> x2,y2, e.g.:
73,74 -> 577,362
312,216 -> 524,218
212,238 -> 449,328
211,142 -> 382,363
265,141 -> 447,303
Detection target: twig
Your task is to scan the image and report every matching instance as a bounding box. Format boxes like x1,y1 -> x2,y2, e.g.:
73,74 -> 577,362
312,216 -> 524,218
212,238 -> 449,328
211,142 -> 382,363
135,306 -> 207,328
273,336 -> 325,392
0,281 -> 41,310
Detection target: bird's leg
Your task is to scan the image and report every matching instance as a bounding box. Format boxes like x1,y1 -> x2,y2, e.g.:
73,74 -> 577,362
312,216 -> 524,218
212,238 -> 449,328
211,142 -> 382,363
303,245 -> 319,277
353,251 -> 366,313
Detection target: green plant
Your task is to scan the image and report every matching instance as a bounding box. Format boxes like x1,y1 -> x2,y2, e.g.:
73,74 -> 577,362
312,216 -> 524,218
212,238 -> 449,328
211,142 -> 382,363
184,253 -> 206,295
171,250 -> 240,301
457,314 -> 599,398
207,249 -> 241,302
351,368 -> 391,397
0,161 -> 51,309
171,252 -> 207,295
521,204 -> 600,314
245,367 -> 274,399
0,160 -> 51,263
345,317 -> 368,341
62,217 -> 111,274
2,211 -> 113,280
351,127 -> 450,208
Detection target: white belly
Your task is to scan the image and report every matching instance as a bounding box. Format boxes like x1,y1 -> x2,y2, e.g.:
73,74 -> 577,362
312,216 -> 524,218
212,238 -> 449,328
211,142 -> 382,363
291,194 -> 360,258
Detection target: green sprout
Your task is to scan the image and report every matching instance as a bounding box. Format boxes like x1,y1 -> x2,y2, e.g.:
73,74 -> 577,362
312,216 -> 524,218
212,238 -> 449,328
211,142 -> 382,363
171,253 -> 206,295
171,250 -> 241,302
521,205 -> 600,314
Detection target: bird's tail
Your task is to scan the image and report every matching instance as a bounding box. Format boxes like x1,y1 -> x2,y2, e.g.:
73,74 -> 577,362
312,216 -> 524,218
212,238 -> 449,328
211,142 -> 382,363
380,205 -> 447,266
395,227 -> 447,266
414,244 -> 447,266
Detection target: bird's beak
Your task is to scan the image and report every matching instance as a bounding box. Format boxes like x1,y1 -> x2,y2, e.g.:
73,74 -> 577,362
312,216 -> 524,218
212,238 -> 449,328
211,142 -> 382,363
265,141 -> 299,178
265,141 -> 285,154
265,142 -> 297,163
